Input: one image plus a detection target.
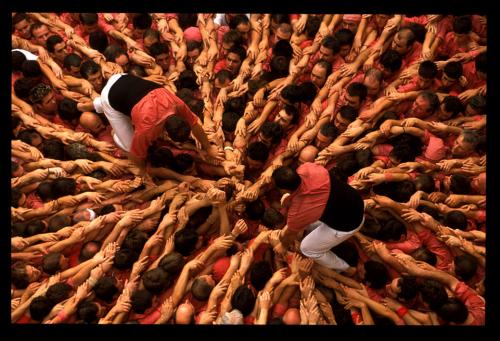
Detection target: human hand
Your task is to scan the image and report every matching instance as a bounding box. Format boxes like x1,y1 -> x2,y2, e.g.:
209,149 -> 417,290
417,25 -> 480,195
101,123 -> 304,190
232,219 -> 249,237
428,191 -> 446,203
444,194 -> 463,207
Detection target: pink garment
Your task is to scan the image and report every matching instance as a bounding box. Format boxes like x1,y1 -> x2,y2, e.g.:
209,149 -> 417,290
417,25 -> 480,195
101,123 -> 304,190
184,26 -> 202,42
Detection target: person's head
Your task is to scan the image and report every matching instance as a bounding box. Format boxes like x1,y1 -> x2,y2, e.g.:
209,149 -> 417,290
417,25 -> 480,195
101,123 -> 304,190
283,308 -> 301,325
12,262 -> 41,289
35,181 -> 54,203
414,174 -> 435,193
12,50 -> 27,73
341,14 -> 361,33
46,282 -> 72,305
436,297 -> 469,325
453,254 -> 478,282
174,229 -> 200,256
148,146 -> 174,168
113,248 -> 139,270
224,96 -> 246,116
42,252 -> 68,275
386,275 -> 419,302
22,60 -> 43,80
314,122 -> 338,149
25,220 -> 47,237
30,22 -> 50,47
131,289 -> 153,314
58,98 -> 81,126
379,49 -> 403,78
334,28 -> 355,57
51,177 -> 77,198
272,166 -> 301,193
246,141 -> 269,170
78,241 -> 101,263
270,14 -> 291,32
304,15 -> 321,39
29,296 -> 53,321
319,35 -> 340,63
79,13 -> 99,34
226,45 -> 246,75
363,68 -> 383,97
261,207 -> 285,229
272,39 -> 293,60
244,198 -> 265,221
11,161 -> 24,178
297,81 -> 318,104
298,145 -> 319,165
172,153 -> 195,175
344,82 -> 368,109
79,112 -> 106,135
29,83 -> 57,115
408,91 -> 440,119
411,247 -> 437,266
274,104 -> 299,129
164,114 -> 191,142
93,276 -> 119,303
122,230 -> 148,253
221,309 -> 244,324
149,42 -> 170,72
158,251 -> 186,276
191,274 -> 215,301
142,268 -> 172,295
63,53 -> 83,77
18,128 -> 43,147
378,218 -> 407,242
221,29 -> 244,57
258,121 -> 283,147
465,94 -> 487,116
438,95 -> 464,121
417,61 -> 438,89
310,60 -> 331,89
363,260 -> 390,289
391,28 -> 416,55
77,300 -> 102,323
175,301 -> 195,324
452,130 -> 479,158
214,69 -> 232,93
103,44 -> 129,72
176,69 -> 198,91
46,34 -> 68,63
419,278 -> 448,311
229,14 -> 251,42
471,172 -> 486,195
41,139 -> 65,160
185,40 -> 203,68
80,60 -> 103,92
231,285 -> 256,316
132,13 -> 152,39
450,174 -> 471,195
142,28 -> 160,53
274,22 -> 292,42
475,51 -> 486,80
334,105 -> 358,132
442,61 -> 463,87
13,13 -> 32,39
11,188 -> 26,208
249,261 -> 273,291
89,30 -> 110,54
452,15 -> 472,43
14,77 -> 39,101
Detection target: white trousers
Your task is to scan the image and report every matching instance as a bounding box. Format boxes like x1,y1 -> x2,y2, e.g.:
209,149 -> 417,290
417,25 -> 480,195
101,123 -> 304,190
300,217 -> 364,271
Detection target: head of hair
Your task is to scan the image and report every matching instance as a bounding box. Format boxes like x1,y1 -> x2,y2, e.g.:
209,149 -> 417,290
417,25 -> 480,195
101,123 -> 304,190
77,300 -> 99,323
89,30 -> 109,53
186,40 -> 203,53
103,44 -> 127,63
131,289 -> 153,314
46,34 -> 64,53
79,13 -> 98,25
13,12 -> 29,26
46,282 -> 72,305
261,121 -> 284,145
231,285 -> 256,316
29,83 -> 51,104
419,91 -> 440,113
128,64 -> 146,77
468,94 -> 486,112
63,53 -> 82,71
394,180 -> 416,202
418,60 -> 438,79
12,222 -> 27,238
378,218 -> 406,241
338,105 -> 359,122
174,229 -> 199,256
437,297 -> 468,324
222,111 -> 240,133
158,251 -> 186,276
171,153 -> 194,174
224,96 -> 246,116
51,177 -> 77,198
58,98 -> 81,123
228,44 -> 246,63
416,205 -> 441,221
149,41 -> 170,58
245,198 -> 265,221
475,51 -> 486,74
93,276 -> 118,303
411,247 -> 438,266
454,254 -> 478,282
272,39 -> 293,60
363,260 -> 390,289
261,207 -> 285,229
113,248 -> 139,270
297,81 -> 318,103
397,275 -> 419,302
177,13 -> 198,29
453,15 -> 472,34
191,277 -> 214,301
36,181 -> 54,202
14,77 -> 39,100
79,240 -> 101,263
443,210 -> 468,230
247,141 -> 269,163
406,22 -> 427,43
222,29 -> 244,46
398,28 -> 416,47
321,35 -> 341,54
380,49 -> 403,73
443,61 -> 463,80
176,69 -> 198,91
186,206 -> 213,230
414,174 -> 435,193
133,13 -> 152,30
29,296 -> 53,321
18,128 -> 41,147
319,122 -> 339,139
334,28 -> 355,46
215,69 -> 232,84
41,139 -> 65,160
272,166 -> 301,191
148,146 -> 174,168
165,115 -> 191,142
80,60 -> 101,80
355,149 -> 373,168
12,51 -> 27,71
22,60 -> 43,79
442,96 -> 464,119
280,84 -> 302,103
419,278 -> 448,310
305,15 -> 321,39
12,262 -> 30,289
25,220 -> 46,237
42,252 -> 62,275
346,82 -> 368,102
450,174 -> 471,194
142,268 -> 172,295
122,230 -> 148,253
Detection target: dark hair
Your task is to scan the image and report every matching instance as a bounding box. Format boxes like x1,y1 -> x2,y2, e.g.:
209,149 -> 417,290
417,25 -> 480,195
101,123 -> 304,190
80,60 -> 101,80
51,177 -> 77,198
454,254 -> 478,281
222,111 -> 240,133
174,229 -> 199,256
260,121 -> 284,145
379,49 -> 402,73
215,69 -> 232,84
143,28 -> 160,42
178,14 -> 199,29
272,40 -> 293,60
133,13 -> 152,30
281,85 -> 302,103
398,28 -> 416,47
229,14 -> 250,30
12,262 -> 30,289
378,218 -> 406,241
338,105 -> 358,122
186,40 -> 203,53
231,285 -> 256,316
346,82 -> 368,102
46,282 -> 72,305
148,146 -> 174,168
443,210 -> 468,231
176,70 -> 198,91
363,260 -> 390,289
103,44 -> 127,63
418,61 -> 438,79
158,252 -> 186,276
330,241 -> 359,267
122,230 -> 148,253
222,29 -> 244,46
443,61 -> 463,80
191,277 -> 214,301
224,97 -> 246,116
18,128 -> 41,146
249,261 -> 273,291
25,220 -> 46,237
282,104 -> 299,125
12,50 -> 27,72
63,53 -> 83,71
79,13 -> 98,25
41,139 -> 65,160
442,96 -> 464,119
272,166 -> 301,191
419,91 -> 440,114
13,12 -> 29,26
42,252 -> 62,275
355,149 -> 373,168
129,64 -> 146,77
46,34 -> 64,53
450,174 -> 471,194
305,16 -> 321,38
171,153 -> 194,174
131,289 -> 153,314
36,181 -> 54,202
453,15 -> 472,34
29,296 -> 53,321
321,35 -> 340,54
261,207 -> 285,229
414,174 -> 435,193
93,276 -> 118,303
411,247 -> 437,266
298,81 -> 318,103
77,300 -> 99,323
186,206 -> 213,230
437,297 -> 468,324
99,204 -> 116,216
247,141 -> 269,162
468,94 -> 486,111
113,248 -> 140,270
397,275 -> 419,302
228,45 -> 246,64
149,42 -> 170,58
14,77 -> 39,100
416,204 -> 442,221
11,188 -> 23,208
419,279 -> 448,310
142,268 -> 172,295
394,180 -> 416,202
406,22 -> 426,44
475,52 -> 486,74
334,28 -> 355,46
165,115 -> 191,142
245,198 -> 265,221
319,122 -> 338,139
89,30 -> 109,54
79,241 -> 101,263
268,55 -> 290,79
22,60 -> 42,78
12,222 -> 27,238
58,98 -> 81,123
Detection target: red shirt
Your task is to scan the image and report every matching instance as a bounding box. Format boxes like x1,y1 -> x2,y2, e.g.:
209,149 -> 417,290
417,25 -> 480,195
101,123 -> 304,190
401,42 -> 423,69
416,229 -> 453,272
384,229 -> 422,254
453,281 -> 485,325
285,162 -> 331,232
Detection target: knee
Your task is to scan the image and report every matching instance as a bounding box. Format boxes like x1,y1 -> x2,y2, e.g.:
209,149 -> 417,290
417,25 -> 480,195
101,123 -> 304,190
300,241 -> 321,259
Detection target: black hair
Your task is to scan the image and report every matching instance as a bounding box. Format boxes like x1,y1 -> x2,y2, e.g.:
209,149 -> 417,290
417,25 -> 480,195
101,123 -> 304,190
148,146 -> 174,168
398,28 -> 416,47
171,153 -> 194,174
298,81 -> 318,103
46,34 -> 64,53
25,220 -> 46,237
411,247 -> 437,266
453,15 -> 472,34
142,268 -> 172,295
122,230 -> 148,253
363,260 -> 390,289
261,207 -> 285,229
46,282 -> 72,305
321,35 -> 341,54
176,69 -> 198,91
272,166 -> 301,191
334,28 -> 355,46
228,45 -> 247,64
77,300 -> 99,323
222,111 -> 240,133
11,262 -> 30,289
177,13 -> 198,30
133,13 -> 152,30
51,177 -> 77,199
158,252 -> 186,276
11,188 -> 23,208
475,52 -> 486,74
355,149 -> 373,169
283,104 -> 300,125
272,40 -> 293,60
149,42 -> 170,58
330,241 -> 359,267
281,84 -> 303,103
18,128 -> 41,146
63,53 -> 83,71
98,204 -> 116,216
143,28 -> 160,42
41,139 -> 65,160
229,14 -> 250,30
416,205 -> 442,221
224,97 -> 246,116
247,141 -> 269,162
378,218 -> 406,241
79,13 -> 98,26
443,210 -> 468,231
454,254 -> 478,282
414,174 -> 435,193
222,29 -> 244,46
58,98 -> 81,123
305,15 -> 321,39
12,222 -> 27,238
406,22 -> 426,44
165,115 -> 191,142
93,276 -> 118,303
174,229 -> 199,256
79,240 -> 102,263
443,61 -> 463,80
12,51 -> 27,72
249,261 -> 273,291
80,60 -> 101,80
29,296 -> 54,321
14,77 -> 39,101
89,30 -> 109,54
215,69 -> 232,84
129,64 -> 146,77
394,180 -> 416,202
319,122 -> 338,139
346,82 -> 368,102
131,289 -> 153,314
36,181 -> 54,202
13,12 -> 29,26
231,285 -> 256,316
450,174 -> 471,194
186,40 -> 203,53
468,94 -> 486,112
22,60 -> 42,78
418,61 -> 438,79
245,198 -> 265,221
103,44 -> 127,63
397,275 -> 419,302
42,252 -> 62,275
419,279 -> 448,310
186,206 -> 213,230
437,297 -> 468,324
191,277 -> 214,301
113,248 -> 140,270
379,49 -> 402,73
261,121 -> 284,145
338,105 -> 359,122
442,96 -> 464,119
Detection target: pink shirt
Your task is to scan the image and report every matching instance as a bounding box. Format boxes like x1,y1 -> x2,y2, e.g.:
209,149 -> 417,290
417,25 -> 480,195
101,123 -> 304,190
416,229 -> 453,272
384,229 -> 422,254
454,281 -> 485,325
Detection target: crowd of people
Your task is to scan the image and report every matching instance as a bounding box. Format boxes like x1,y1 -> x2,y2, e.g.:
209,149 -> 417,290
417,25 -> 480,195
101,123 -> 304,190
11,12 -> 486,325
